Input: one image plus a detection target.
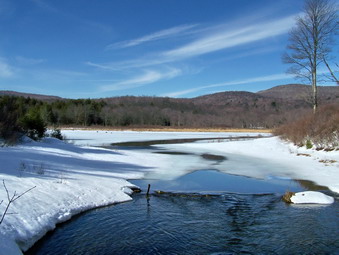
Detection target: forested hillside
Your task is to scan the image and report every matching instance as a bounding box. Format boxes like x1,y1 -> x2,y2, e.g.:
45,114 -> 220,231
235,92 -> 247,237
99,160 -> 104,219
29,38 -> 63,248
1,84 -> 338,140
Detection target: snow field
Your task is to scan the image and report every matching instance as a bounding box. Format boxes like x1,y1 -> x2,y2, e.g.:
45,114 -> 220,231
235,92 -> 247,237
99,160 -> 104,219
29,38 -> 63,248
0,136 -> 148,254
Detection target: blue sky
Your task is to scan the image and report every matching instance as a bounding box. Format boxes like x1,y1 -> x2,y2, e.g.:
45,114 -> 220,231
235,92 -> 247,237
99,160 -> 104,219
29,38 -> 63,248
0,0 -> 337,98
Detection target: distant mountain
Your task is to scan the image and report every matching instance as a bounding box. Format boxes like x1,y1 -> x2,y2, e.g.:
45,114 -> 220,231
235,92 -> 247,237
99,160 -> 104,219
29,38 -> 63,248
0,90 -> 63,101
257,84 -> 339,103
192,91 -> 262,106
192,84 -> 338,105
1,84 -> 337,103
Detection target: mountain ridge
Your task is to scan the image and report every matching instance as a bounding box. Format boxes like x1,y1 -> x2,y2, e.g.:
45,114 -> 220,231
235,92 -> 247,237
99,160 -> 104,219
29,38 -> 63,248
1,84 -> 338,103
0,90 -> 63,101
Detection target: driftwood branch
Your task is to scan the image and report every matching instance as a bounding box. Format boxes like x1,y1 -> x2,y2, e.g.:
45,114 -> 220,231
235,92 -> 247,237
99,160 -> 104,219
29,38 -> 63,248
146,184 -> 151,197
0,180 -> 36,225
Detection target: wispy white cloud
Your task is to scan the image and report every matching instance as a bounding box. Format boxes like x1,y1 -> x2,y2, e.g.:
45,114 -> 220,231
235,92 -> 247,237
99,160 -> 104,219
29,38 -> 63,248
86,61 -> 118,71
100,68 -> 182,92
0,58 -> 14,77
86,57 -> 168,71
162,15 -> 296,60
90,14 -> 297,71
164,73 -> 291,97
106,24 -> 198,50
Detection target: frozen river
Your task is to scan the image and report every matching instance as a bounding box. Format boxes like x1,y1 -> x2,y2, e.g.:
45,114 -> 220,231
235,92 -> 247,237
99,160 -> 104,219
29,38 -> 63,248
26,133 -> 339,255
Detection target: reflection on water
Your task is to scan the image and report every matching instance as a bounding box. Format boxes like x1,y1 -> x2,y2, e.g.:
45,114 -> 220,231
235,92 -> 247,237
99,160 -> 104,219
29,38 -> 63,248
132,170 -> 304,195
110,136 -> 263,147
296,179 -> 330,191
27,192 -> 339,255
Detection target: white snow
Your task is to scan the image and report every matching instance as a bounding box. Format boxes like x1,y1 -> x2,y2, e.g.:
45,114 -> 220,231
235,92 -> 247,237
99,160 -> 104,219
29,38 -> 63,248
162,135 -> 339,193
290,191 -> 334,204
0,130 -> 337,255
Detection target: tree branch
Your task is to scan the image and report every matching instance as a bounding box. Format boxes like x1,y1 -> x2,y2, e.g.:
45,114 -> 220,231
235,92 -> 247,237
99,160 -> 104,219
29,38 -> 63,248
323,57 -> 339,84
0,180 -> 36,225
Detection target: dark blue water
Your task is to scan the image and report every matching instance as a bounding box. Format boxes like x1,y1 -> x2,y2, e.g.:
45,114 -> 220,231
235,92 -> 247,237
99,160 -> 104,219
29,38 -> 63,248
132,170 -> 304,195
26,170 -> 339,255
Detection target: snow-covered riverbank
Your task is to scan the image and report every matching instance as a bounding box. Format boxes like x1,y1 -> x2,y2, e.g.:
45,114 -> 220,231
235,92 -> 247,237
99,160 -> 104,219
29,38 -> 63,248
0,130 -> 338,254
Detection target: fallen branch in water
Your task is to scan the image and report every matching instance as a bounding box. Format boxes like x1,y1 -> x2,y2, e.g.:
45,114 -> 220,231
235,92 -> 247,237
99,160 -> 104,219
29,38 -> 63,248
154,190 -> 219,198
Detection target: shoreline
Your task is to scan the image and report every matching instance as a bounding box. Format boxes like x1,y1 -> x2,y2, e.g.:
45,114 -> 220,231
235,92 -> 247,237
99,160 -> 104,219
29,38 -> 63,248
58,126 -> 272,133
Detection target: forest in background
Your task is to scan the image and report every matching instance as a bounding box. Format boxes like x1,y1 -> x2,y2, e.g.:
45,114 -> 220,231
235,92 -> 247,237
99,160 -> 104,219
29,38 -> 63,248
0,84 -> 338,142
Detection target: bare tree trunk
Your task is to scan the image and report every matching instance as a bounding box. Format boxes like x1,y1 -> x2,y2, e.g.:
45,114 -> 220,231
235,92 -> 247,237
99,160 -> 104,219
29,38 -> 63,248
312,68 -> 318,113
312,11 -> 318,114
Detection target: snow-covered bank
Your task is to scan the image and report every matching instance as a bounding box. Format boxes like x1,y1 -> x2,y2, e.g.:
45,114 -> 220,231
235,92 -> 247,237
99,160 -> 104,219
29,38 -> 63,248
0,136 -> 151,254
0,130 -> 338,254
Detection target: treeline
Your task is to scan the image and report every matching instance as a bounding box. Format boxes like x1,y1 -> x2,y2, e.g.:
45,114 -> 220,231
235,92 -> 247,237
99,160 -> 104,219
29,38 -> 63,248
0,96 -> 47,142
98,95 -> 310,129
2,89 -> 337,144
0,94 -> 271,142
0,93 -> 314,143
0,96 -> 107,142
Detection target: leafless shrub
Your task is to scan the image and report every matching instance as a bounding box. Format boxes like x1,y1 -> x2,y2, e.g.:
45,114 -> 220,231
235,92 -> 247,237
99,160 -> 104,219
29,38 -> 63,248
274,104 -> 339,149
17,161 -> 48,176
57,172 -> 67,184
18,162 -> 27,177
33,163 -> 46,175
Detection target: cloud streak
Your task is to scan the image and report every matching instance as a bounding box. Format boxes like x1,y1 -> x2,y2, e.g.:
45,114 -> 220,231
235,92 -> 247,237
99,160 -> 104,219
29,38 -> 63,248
0,58 -> 14,78
107,24 -> 198,49
164,73 -> 291,97
91,14 -> 297,71
88,13 -> 298,95
100,68 -> 182,92
163,15 -> 296,60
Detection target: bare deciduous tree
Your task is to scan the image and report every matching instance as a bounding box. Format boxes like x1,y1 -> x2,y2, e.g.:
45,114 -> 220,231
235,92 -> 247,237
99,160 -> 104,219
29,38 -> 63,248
283,0 -> 338,112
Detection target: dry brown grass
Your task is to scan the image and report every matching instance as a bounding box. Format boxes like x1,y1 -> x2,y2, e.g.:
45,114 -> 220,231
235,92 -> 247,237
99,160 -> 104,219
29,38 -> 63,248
296,153 -> 311,157
274,103 -> 339,149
